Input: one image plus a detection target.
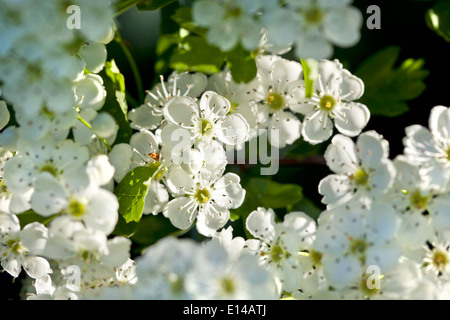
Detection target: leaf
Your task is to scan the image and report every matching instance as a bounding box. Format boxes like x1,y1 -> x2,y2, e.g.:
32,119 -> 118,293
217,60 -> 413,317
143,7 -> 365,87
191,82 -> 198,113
300,58 -> 318,98
100,60 -> 133,144
130,214 -> 180,246
231,177 -> 303,220
136,0 -> 176,11
171,6 -> 207,37
226,45 -> 257,83
114,165 -> 162,223
169,35 -> 227,74
355,46 -> 429,117
426,1 -> 450,42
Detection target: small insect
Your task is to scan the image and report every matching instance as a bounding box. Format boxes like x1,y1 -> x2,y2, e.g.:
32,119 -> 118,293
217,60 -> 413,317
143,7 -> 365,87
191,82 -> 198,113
148,152 -> 160,161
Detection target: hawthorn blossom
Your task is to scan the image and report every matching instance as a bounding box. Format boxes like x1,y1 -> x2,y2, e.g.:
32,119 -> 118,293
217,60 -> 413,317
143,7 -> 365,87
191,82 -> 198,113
0,212 -> 51,279
319,131 -> 396,208
294,59 -> 370,144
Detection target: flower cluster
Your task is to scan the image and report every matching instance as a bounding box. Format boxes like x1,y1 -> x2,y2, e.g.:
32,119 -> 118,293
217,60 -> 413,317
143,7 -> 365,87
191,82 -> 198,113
192,0 -> 363,59
0,0 -> 448,301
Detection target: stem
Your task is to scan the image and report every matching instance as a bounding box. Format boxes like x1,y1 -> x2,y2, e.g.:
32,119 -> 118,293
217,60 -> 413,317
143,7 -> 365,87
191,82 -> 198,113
77,115 -> 112,152
114,26 -> 145,103
114,0 -> 141,17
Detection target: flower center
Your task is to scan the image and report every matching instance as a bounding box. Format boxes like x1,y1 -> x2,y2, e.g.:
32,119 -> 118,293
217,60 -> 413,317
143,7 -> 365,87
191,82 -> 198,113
349,238 -> 368,263
39,164 -> 59,177
201,119 -> 213,136
7,239 -> 24,255
194,188 -> 210,204
432,250 -> 448,271
361,273 -> 381,297
226,6 -> 242,19
221,277 -> 236,295
267,92 -> 284,110
269,244 -> 288,264
304,6 -> 324,24
319,95 -> 336,111
351,168 -> 369,186
309,249 -> 323,265
69,199 -> 85,218
409,190 -> 429,210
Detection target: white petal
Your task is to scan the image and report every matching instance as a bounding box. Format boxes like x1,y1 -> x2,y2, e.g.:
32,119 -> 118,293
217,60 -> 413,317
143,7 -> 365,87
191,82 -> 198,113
128,104 -> 163,131
245,207 -> 276,242
163,96 -> 198,127
356,130 -> 388,169
211,173 -> 245,209
215,113 -> 250,146
0,100 -> 10,130
268,111 -> 301,148
20,222 -> 48,255
318,174 -> 353,207
428,105 -> 449,139
334,102 -> 370,137
323,6 -> 362,47
31,173 -> 68,216
295,30 -> 333,60
84,188 -> 119,235
322,254 -> 361,289
163,197 -> 197,230
196,203 -> 230,236
108,143 -> 133,182
78,42 -> 107,73
301,111 -> 334,145
22,256 -> 52,279
324,134 -> 359,174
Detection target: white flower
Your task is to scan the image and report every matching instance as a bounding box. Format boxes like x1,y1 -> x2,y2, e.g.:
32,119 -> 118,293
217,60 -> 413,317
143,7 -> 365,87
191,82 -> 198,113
0,212 -> 51,279
403,105 -> 450,185
206,68 -> 263,141
192,0 -> 263,52
163,164 -> 245,237
287,0 -> 363,59
128,72 -> 207,131
386,156 -> 450,245
319,131 -> 396,208
185,238 -> 278,299
249,55 -> 305,148
162,91 -> 249,148
133,237 -> 200,299
295,59 -> 370,144
245,207 -> 316,293
313,201 -> 402,289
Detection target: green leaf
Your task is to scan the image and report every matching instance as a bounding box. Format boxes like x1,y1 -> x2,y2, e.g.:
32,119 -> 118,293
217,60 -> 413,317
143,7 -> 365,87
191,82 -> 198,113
300,58 -> 318,98
136,0 -> 176,11
99,60 -> 133,144
171,7 -> 207,37
355,46 -> 429,117
232,177 -> 303,220
114,165 -> 162,224
17,210 -> 58,229
426,1 -> 450,42
169,35 -> 227,74
226,45 -> 257,83
130,214 -> 180,246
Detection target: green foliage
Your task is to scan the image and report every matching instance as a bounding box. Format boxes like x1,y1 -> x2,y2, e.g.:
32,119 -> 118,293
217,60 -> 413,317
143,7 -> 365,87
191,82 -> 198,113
300,59 -> 318,98
114,165 -> 162,224
426,0 -> 450,41
99,60 -> 133,144
156,6 -> 257,83
226,45 -> 257,84
231,177 -> 303,220
169,34 -> 227,74
355,46 -> 429,117
136,0 -> 176,11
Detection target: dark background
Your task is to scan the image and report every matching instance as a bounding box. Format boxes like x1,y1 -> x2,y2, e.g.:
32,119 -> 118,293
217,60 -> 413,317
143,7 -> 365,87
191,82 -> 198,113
1,0 -> 448,299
